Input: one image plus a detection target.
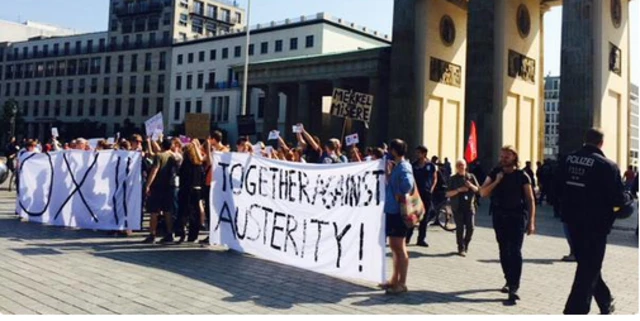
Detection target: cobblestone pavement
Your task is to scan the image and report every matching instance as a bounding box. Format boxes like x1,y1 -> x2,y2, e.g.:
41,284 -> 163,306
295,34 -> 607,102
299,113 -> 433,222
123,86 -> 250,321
0,183 -> 637,314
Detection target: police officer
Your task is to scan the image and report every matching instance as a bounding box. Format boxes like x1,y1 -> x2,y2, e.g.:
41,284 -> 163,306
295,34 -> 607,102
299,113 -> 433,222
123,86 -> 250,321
557,128 -> 632,314
480,146 -> 536,305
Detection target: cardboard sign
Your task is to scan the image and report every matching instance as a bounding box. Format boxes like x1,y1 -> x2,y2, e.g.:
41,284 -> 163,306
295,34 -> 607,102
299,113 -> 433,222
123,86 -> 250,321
345,133 -> 359,146
185,113 -> 211,139
330,88 -> 374,123
179,135 -> 191,145
237,114 -> 257,136
51,128 -> 59,138
292,124 -> 303,134
144,113 -> 164,138
268,130 -> 280,140
152,128 -> 162,141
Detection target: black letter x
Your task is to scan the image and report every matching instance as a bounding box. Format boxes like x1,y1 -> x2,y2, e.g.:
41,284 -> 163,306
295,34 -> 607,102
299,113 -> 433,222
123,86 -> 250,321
53,153 -> 100,222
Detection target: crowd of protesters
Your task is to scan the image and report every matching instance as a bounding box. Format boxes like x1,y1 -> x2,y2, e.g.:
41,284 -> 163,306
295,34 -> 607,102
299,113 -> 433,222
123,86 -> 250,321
2,125 -> 637,311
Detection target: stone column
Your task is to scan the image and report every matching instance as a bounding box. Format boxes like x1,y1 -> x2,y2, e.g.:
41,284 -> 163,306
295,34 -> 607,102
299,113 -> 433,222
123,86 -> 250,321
263,83 -> 280,139
284,85 -> 298,142
559,0 -> 629,167
367,76 -> 382,147
297,81 -> 311,127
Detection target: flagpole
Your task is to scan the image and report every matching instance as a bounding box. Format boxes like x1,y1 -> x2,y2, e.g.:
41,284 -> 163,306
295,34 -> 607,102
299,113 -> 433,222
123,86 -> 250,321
240,0 -> 251,116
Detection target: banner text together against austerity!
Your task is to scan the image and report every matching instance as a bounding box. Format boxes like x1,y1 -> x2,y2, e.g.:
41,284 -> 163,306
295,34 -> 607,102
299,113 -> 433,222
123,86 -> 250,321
210,152 -> 387,283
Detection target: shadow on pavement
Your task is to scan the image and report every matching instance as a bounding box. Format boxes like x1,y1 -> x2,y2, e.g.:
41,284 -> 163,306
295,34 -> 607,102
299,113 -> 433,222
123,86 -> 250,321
349,288 -> 505,306
477,258 -> 565,265
95,248 -> 377,309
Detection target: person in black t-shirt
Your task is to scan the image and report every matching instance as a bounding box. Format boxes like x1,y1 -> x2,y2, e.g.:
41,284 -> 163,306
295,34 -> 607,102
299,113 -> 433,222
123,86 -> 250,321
480,146 -> 536,305
405,145 -> 437,247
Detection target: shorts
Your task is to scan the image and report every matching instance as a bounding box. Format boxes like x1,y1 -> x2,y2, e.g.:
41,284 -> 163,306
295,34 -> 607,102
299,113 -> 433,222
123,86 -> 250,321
386,213 -> 409,238
146,187 -> 174,213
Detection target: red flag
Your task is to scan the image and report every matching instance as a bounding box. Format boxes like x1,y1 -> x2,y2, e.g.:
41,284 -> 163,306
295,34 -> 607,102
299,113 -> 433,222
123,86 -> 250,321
465,121 -> 478,163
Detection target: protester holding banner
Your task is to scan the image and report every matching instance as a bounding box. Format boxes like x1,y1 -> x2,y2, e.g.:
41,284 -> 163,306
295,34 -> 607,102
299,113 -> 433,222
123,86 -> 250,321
175,139 -> 206,243
199,130 -> 229,244
348,146 -> 362,162
380,139 -> 414,294
297,126 -> 322,164
143,139 -> 178,244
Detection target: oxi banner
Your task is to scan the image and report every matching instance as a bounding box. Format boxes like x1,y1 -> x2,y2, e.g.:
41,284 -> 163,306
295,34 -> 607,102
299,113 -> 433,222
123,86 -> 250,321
210,152 -> 387,283
17,150 -> 142,231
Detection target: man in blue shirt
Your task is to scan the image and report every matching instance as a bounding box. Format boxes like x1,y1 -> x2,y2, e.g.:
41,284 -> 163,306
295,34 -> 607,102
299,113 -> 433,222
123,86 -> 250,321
405,145 -> 437,247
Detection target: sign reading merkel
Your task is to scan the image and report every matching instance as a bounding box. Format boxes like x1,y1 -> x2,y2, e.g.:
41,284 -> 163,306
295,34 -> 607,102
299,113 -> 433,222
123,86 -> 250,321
330,88 -> 374,123
209,152 -> 386,283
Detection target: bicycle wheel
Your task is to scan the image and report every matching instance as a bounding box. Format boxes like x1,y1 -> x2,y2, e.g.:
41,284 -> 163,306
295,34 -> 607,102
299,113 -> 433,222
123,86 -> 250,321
436,201 -> 457,232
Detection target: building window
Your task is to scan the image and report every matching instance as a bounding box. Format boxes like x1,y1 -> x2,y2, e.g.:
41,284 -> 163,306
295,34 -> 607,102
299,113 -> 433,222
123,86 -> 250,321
149,32 -> 157,46
159,52 -> 166,70
130,76 -> 137,94
116,77 -> 123,94
142,98 -> 150,116
222,48 -> 228,59
117,55 -> 124,73
177,54 -> 184,65
104,77 -> 110,95
156,97 -> 164,113
145,53 -> 152,71
260,42 -> 268,54
176,75 -> 182,90
33,101 -> 39,117
24,82 -> 30,96
34,81 -> 41,95
102,99 -> 109,116
131,54 -> 138,72
234,46 -> 241,58
197,73 -> 204,89
196,100 -> 202,113
192,18 -> 204,34
249,44 -> 254,56
65,100 -> 72,116
128,98 -> 135,116
185,100 -> 192,114
210,49 -> 217,60
158,74 -> 165,93
14,83 -> 21,96
143,75 -> 151,93
275,40 -> 283,52
89,99 -> 96,116
115,98 -> 122,116
186,74 -> 193,89
163,12 -> 171,25
199,51 -> 205,62
235,12 -> 242,24
77,99 -> 84,117
174,101 -> 181,120
305,35 -> 314,48
105,56 -> 111,74
179,13 -> 188,26
43,101 -> 50,117
149,17 -> 159,31
45,81 -> 52,95
188,53 -> 194,63
55,80 -> 62,94
90,78 -> 98,93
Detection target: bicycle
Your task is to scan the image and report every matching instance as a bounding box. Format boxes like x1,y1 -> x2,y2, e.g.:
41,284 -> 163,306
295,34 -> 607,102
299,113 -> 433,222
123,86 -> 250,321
424,199 -> 457,232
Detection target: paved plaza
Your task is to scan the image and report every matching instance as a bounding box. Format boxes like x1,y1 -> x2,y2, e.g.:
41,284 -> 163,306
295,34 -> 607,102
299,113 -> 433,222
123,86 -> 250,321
0,180 -> 637,315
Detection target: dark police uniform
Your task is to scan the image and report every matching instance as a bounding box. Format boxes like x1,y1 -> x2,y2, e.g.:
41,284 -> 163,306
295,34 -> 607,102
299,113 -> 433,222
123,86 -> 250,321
556,145 -> 629,314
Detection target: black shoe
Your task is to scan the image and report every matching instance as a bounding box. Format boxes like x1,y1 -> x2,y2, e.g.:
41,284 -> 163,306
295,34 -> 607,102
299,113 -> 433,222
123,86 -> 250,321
416,241 -> 429,247
175,234 -> 186,244
508,290 -> 521,301
501,284 -> 509,293
601,297 -> 616,315
142,235 -> 155,244
159,235 -> 174,244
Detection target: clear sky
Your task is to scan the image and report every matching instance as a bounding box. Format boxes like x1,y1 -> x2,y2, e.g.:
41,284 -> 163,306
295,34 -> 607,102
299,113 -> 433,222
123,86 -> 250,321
0,0 -> 637,83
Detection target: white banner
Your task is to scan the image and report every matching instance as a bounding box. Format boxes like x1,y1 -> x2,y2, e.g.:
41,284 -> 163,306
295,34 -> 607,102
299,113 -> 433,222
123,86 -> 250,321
17,150 -> 142,231
210,152 -> 387,283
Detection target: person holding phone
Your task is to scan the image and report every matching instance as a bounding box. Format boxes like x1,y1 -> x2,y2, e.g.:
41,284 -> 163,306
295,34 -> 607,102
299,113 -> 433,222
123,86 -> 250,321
480,146 -> 536,305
